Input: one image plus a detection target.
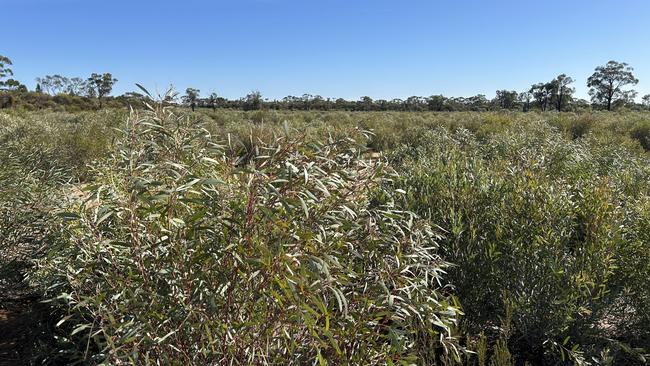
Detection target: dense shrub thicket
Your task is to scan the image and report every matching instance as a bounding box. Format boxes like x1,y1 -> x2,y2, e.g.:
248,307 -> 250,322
392,124 -> 650,364
0,90 -> 140,112
1,106 -> 649,364
0,118 -> 75,363
31,103 -> 464,365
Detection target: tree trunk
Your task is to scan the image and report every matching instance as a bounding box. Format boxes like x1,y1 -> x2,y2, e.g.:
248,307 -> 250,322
607,82 -> 613,111
607,95 -> 612,111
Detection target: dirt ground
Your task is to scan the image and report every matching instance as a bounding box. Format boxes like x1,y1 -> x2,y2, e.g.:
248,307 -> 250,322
0,240 -> 53,366
0,294 -> 42,366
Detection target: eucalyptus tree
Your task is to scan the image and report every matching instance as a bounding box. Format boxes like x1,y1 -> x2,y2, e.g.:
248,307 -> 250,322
494,90 -> 519,110
426,95 -> 447,111
310,95 -> 328,110
530,82 -> 554,111
357,96 -> 373,111
36,75 -> 69,95
0,55 -> 26,92
36,74 -> 105,97
1,79 -> 25,91
301,94 -> 314,110
587,61 -> 638,111
87,73 -> 117,108
183,88 -> 200,111
405,96 -> 426,111
552,74 -> 574,112
467,94 -> 488,111
208,92 -> 219,111
243,90 -> 263,111
0,55 -> 14,89
66,77 -> 89,96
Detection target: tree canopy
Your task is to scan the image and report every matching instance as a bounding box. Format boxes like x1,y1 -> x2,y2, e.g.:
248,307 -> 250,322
183,88 -> 200,111
0,55 -> 25,91
587,61 -> 638,111
87,73 -> 118,107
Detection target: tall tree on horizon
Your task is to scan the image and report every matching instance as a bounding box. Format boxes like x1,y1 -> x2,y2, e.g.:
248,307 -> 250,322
66,77 -> 89,96
494,90 -> 519,110
243,90 -> 263,111
587,61 -> 638,111
0,55 -> 24,91
87,73 -> 117,108
552,74 -> 574,112
36,75 -> 69,95
208,92 -> 219,111
183,88 -> 200,111
530,82 -> 554,111
0,55 -> 14,88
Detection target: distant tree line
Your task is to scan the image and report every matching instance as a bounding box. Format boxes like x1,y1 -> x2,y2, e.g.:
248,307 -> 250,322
0,57 -> 118,109
181,61 -> 645,112
34,73 -> 117,108
2,55 -> 649,112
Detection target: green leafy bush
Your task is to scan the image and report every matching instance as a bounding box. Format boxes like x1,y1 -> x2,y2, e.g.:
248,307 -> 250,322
630,120 -> 650,151
392,123 -> 650,364
0,124 -> 69,279
2,106 -> 649,364
0,122 -> 75,362
36,103 -> 464,364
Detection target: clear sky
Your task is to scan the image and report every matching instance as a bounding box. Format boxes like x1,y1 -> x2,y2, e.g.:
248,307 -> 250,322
3,0 -> 650,101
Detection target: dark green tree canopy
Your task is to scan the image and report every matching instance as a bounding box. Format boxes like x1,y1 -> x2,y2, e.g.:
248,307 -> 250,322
587,61 -> 638,111
494,90 -> 519,109
529,82 -> 554,111
427,95 -> 448,111
552,74 -> 575,112
87,73 -> 117,102
243,90 -> 263,111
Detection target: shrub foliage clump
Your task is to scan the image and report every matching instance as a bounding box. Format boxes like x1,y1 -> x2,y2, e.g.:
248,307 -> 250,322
36,103 -> 464,364
3,105 -> 650,365
393,123 -> 650,364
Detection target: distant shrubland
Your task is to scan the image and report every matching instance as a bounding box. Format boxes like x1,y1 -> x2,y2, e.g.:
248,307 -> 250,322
1,98 -> 650,364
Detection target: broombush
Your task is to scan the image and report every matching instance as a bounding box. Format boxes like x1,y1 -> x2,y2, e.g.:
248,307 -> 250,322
35,102 -> 464,365
392,123 -> 650,365
3,105 -> 650,365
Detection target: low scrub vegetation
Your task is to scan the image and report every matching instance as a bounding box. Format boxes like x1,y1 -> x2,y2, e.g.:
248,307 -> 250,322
391,124 -> 650,364
1,102 -> 649,364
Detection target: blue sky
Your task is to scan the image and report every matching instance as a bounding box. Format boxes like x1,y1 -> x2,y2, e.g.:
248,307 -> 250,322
3,0 -> 650,100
